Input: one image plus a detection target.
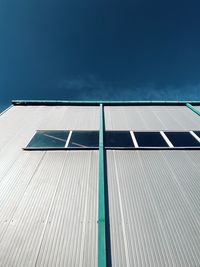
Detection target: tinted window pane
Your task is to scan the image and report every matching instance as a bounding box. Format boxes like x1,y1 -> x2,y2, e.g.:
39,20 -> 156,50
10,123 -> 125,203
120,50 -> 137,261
27,131 -> 69,148
105,131 -> 133,147
134,132 -> 168,147
165,132 -> 200,147
68,131 -> 99,148
194,131 -> 200,139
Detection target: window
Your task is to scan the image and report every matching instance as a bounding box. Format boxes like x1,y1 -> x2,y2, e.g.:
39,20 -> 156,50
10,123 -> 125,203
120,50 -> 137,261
105,131 -> 134,148
164,132 -> 200,147
193,131 -> 200,140
26,130 -> 98,149
68,131 -> 99,148
25,130 -> 200,150
134,132 -> 168,147
27,130 -> 69,148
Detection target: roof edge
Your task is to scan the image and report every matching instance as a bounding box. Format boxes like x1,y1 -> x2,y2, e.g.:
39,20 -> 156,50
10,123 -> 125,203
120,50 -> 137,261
0,105 -> 13,116
12,100 -> 200,106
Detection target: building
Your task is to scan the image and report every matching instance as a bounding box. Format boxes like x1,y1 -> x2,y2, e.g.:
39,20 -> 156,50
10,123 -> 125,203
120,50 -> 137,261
0,100 -> 200,266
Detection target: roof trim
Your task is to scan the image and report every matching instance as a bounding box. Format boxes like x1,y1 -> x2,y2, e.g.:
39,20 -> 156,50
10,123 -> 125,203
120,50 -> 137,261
0,105 -> 13,116
12,100 -> 200,106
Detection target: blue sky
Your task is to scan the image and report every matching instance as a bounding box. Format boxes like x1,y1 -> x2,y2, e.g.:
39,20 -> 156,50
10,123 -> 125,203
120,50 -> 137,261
1,0 -> 200,108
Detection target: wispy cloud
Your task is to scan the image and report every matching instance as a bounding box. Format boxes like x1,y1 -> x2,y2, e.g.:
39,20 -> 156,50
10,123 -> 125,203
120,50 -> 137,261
57,75 -> 200,101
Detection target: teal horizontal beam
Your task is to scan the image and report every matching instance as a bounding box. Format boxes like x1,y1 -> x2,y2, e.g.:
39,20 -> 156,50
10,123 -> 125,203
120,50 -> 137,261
98,104 -> 107,267
186,103 -> 200,116
12,99 -> 200,106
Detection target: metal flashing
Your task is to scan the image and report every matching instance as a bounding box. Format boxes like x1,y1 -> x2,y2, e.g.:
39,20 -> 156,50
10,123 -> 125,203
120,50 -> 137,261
23,147 -> 99,151
12,100 -> 200,106
0,105 -> 13,116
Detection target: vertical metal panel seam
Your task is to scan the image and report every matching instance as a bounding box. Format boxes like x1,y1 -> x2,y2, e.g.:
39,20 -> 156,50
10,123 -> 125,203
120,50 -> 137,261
186,103 -> 200,117
98,103 -> 107,267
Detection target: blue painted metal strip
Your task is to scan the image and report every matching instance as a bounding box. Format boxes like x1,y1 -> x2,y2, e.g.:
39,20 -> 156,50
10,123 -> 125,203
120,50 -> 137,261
98,103 -> 107,267
186,103 -> 200,116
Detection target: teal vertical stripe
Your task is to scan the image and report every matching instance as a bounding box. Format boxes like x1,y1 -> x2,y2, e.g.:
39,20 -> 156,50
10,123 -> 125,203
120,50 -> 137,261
98,103 -> 107,267
186,103 -> 200,116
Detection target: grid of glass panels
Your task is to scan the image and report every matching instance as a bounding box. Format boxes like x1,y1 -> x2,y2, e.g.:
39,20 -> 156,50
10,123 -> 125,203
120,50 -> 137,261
26,130 -> 200,149
26,130 -> 99,149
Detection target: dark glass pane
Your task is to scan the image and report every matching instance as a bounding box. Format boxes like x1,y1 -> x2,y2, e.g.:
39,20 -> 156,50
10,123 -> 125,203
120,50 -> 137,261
165,132 -> 200,147
27,131 -> 69,148
194,131 -> 200,139
68,131 -> 99,148
105,131 -> 133,148
135,132 -> 168,147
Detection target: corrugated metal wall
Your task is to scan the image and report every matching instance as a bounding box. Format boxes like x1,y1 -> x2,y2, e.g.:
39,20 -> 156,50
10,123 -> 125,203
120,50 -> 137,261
107,150 -> 200,267
105,105 -> 200,130
0,105 -> 99,184
1,104 -> 200,266
0,151 -> 98,267
0,105 -> 98,267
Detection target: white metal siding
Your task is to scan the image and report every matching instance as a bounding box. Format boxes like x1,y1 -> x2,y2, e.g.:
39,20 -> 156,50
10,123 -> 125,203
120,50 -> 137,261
105,105 -> 200,130
107,150 -> 200,267
37,106 -> 99,130
0,151 -> 98,267
0,106 -> 98,267
0,106 -> 99,145
1,104 -> 200,266
0,105 -> 99,187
